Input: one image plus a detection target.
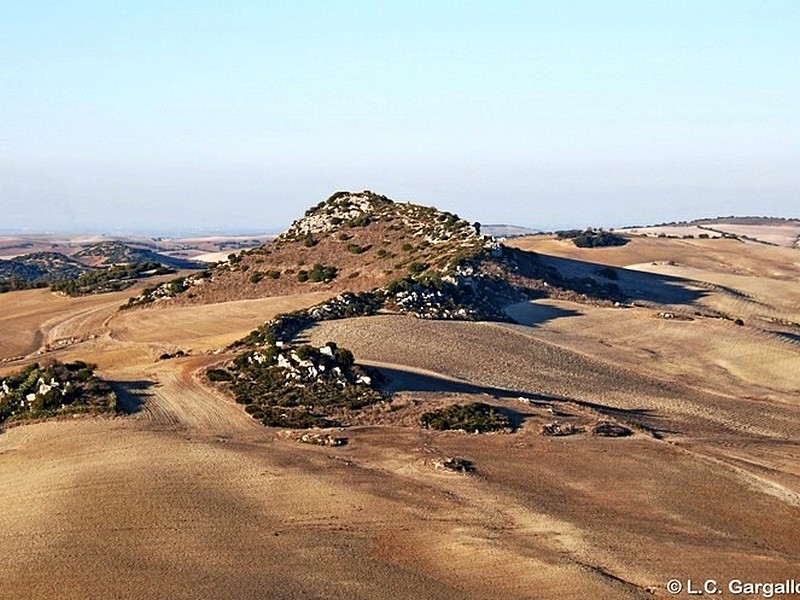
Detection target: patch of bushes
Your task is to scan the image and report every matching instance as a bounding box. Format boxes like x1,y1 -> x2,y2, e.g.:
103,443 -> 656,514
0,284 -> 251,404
259,407 -> 331,428
51,261 -> 175,296
217,340 -> 384,428
421,403 -> 510,433
0,361 -> 117,424
572,229 -> 630,248
206,368 -> 233,382
122,275 -> 192,309
308,264 -> 338,282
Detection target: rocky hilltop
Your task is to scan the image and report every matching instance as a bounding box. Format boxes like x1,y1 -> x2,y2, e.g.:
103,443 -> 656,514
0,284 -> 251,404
125,190 -> 624,315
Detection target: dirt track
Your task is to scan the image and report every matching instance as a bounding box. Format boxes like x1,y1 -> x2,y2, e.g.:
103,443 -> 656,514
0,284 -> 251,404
1,237 -> 800,599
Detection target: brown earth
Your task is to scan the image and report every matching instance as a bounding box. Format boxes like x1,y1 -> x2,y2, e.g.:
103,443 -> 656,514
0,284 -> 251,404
1,235 -> 799,599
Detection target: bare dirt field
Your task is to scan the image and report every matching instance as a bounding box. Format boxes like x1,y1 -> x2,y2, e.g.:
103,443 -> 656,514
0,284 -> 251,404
2,236 -> 799,599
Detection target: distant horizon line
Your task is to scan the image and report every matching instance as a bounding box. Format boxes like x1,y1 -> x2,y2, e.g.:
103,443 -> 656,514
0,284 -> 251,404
1,214 -> 798,239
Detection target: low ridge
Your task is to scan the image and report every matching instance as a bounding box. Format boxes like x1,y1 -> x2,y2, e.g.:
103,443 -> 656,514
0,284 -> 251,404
75,240 -> 204,270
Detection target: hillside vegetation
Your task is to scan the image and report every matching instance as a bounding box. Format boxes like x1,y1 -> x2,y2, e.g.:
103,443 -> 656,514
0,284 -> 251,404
75,240 -> 204,269
0,241 -> 203,295
124,190 -> 626,312
0,252 -> 92,292
0,361 -> 118,425
208,316 -> 384,427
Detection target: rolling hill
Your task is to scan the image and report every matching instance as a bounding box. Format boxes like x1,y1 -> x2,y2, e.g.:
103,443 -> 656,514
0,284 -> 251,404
124,190 -> 625,313
0,242 -> 204,295
0,252 -> 93,292
74,240 -> 205,269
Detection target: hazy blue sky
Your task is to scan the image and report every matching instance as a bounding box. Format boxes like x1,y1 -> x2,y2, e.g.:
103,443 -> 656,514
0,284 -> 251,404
2,1 -> 798,233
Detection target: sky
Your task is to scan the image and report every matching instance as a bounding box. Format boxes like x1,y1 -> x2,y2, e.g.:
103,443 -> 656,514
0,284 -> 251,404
1,1 -> 798,234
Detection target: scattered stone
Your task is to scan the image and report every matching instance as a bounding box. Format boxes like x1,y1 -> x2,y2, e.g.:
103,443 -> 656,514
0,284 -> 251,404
299,432 -> 348,447
433,457 -> 476,473
158,350 -> 187,361
592,421 -> 633,437
657,311 -> 694,321
541,422 -> 584,436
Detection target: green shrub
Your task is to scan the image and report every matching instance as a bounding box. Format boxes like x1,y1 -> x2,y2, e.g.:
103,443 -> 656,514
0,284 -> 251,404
308,263 -> 338,282
421,403 -> 510,433
346,243 -> 369,254
206,368 -> 233,382
260,407 -> 330,428
385,278 -> 414,294
408,261 -> 429,275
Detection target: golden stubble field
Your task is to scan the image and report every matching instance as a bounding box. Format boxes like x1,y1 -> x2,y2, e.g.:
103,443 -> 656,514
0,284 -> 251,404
1,236 -> 799,599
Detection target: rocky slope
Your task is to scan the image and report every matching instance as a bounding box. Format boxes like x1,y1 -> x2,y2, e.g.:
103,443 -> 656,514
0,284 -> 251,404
124,190 -> 624,313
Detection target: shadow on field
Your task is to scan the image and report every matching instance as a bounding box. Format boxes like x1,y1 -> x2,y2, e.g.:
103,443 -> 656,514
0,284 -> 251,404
373,364 -> 673,437
504,301 -> 582,327
524,251 -> 709,306
110,380 -> 158,414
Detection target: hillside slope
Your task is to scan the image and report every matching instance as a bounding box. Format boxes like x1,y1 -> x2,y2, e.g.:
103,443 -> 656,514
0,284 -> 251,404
0,241 -> 203,295
75,241 -> 204,269
0,252 -> 92,292
125,191 -> 623,314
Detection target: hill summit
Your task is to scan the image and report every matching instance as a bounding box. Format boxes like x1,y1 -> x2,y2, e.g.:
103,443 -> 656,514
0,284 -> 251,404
125,190 -> 624,316
128,191 -> 495,305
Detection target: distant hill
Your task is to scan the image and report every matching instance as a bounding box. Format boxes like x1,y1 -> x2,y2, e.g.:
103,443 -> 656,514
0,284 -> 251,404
0,252 -> 93,292
691,216 -> 800,226
481,224 -> 540,238
124,190 -> 628,316
0,241 -> 204,295
74,241 -> 204,269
